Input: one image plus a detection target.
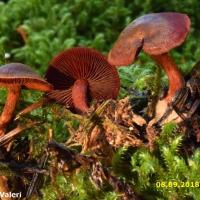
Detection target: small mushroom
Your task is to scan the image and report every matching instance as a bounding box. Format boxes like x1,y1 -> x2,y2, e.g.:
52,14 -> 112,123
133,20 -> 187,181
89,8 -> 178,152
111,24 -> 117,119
0,63 -> 53,135
108,12 -> 190,102
45,47 -> 120,113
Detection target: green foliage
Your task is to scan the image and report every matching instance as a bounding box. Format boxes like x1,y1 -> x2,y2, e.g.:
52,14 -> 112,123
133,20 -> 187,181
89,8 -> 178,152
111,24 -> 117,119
0,0 -> 199,78
41,172 -> 118,200
0,0 -> 133,73
130,123 -> 200,199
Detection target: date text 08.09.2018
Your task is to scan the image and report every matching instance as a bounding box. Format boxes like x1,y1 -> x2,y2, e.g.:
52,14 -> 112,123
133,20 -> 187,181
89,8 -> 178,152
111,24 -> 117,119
155,181 -> 200,188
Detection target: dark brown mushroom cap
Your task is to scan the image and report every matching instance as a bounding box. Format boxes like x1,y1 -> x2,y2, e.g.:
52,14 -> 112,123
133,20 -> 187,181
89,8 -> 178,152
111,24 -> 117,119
108,12 -> 190,66
45,47 -> 120,108
0,63 -> 53,91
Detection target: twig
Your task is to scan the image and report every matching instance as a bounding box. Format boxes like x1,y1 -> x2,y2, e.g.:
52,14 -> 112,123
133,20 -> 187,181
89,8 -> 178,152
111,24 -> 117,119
26,152 -> 49,199
0,161 -> 48,177
0,121 -> 41,146
15,98 -> 47,121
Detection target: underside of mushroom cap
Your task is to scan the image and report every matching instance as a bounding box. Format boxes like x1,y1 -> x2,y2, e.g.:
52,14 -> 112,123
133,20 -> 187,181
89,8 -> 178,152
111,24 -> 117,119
108,12 -> 190,66
0,63 -> 53,92
45,47 -> 120,108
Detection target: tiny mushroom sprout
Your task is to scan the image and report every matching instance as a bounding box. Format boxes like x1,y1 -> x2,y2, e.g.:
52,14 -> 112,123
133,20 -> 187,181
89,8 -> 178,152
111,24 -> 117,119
45,47 -> 120,113
0,63 -> 53,135
108,12 -> 190,121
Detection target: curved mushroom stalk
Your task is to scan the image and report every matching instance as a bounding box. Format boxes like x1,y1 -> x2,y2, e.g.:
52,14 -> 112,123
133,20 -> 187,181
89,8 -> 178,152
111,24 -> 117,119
72,79 -> 89,113
0,85 -> 21,136
151,53 -> 185,102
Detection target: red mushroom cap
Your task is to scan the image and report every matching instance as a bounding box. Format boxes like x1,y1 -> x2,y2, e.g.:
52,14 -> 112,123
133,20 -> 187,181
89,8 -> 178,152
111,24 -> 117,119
45,47 -> 120,109
0,63 -> 53,92
108,12 -> 190,66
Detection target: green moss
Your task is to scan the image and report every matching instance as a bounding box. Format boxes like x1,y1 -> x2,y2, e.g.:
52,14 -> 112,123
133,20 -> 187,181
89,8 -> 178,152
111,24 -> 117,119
0,1 -> 200,199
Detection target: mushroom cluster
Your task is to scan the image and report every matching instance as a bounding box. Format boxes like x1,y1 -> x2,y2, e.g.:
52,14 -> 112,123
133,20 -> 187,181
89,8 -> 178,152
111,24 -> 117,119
108,12 -> 190,121
0,47 -> 120,132
0,11 -> 195,200
0,13 -> 192,141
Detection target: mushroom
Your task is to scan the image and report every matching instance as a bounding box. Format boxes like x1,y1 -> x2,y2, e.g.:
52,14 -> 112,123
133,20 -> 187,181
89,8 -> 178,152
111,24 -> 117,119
45,47 -> 120,113
108,12 -> 190,120
0,63 -> 53,135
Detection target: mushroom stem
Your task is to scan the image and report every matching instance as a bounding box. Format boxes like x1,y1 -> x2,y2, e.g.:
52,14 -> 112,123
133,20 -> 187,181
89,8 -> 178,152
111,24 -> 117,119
0,85 -> 21,136
151,53 -> 185,102
72,79 -> 89,113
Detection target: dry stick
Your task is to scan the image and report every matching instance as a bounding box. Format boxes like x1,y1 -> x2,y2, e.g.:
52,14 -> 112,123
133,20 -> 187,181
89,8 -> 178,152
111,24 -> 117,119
0,121 -> 41,146
26,153 -> 49,199
0,161 -> 48,177
14,98 -> 47,121
26,129 -> 52,199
